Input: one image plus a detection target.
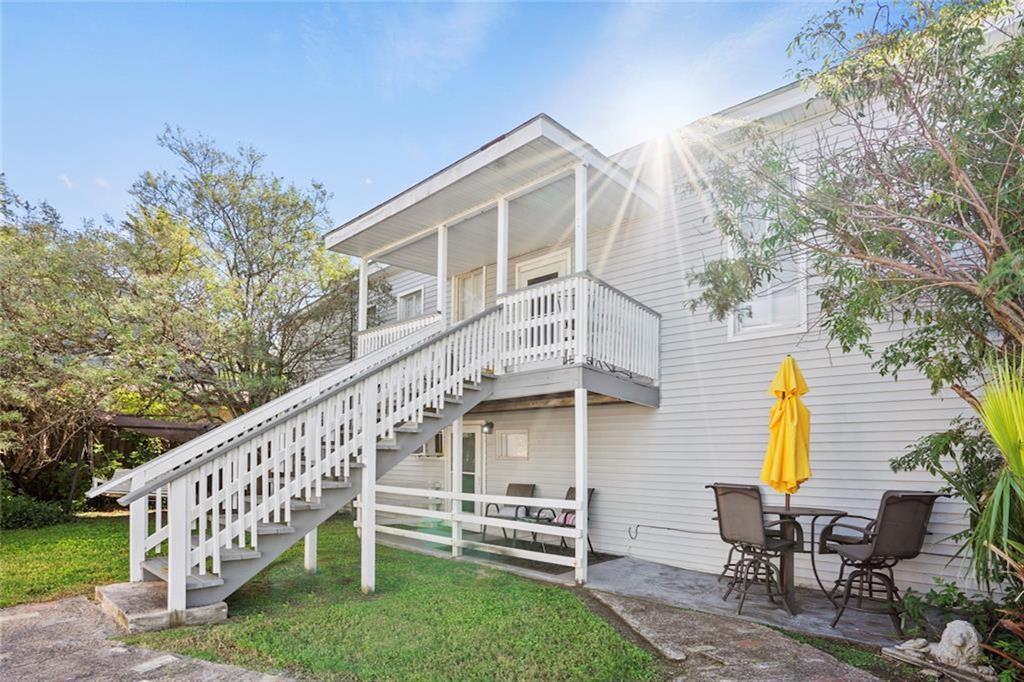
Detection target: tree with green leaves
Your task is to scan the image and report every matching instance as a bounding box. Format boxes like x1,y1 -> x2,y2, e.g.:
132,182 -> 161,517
689,0 -> 1023,581
123,128 -> 391,419
0,181 -> 130,496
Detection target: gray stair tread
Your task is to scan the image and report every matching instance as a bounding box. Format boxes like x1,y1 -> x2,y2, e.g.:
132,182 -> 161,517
141,557 -> 225,589
214,517 -> 295,535
190,537 -> 261,562
241,496 -> 324,511
321,479 -> 353,489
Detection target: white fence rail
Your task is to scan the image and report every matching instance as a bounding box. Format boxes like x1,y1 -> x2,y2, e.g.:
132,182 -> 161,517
356,312 -> 443,357
371,484 -> 581,568
498,273 -> 660,381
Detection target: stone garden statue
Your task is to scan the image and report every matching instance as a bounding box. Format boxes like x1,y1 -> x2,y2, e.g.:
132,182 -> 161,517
885,620 -> 996,681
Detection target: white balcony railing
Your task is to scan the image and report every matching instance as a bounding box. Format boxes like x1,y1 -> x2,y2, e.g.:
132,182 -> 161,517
356,312 -> 443,358
498,272 -> 660,382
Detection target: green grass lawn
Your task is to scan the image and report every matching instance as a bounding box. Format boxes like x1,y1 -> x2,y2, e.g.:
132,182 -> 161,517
0,512 -> 129,607
2,513 -> 659,680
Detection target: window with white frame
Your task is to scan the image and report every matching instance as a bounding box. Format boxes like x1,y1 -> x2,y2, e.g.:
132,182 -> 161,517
396,287 -> 424,322
728,201 -> 806,340
453,268 -> 485,322
495,429 -> 529,459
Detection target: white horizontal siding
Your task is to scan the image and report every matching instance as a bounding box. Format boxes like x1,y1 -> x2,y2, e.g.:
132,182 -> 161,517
371,108 -> 973,594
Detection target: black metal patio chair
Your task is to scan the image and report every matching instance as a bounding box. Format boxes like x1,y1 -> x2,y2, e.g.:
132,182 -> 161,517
708,483 -> 799,616
534,487 -> 595,553
816,490 -> 944,635
482,482 -> 536,544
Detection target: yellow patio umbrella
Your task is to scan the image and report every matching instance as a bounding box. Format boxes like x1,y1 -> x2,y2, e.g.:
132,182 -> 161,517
760,355 -> 811,505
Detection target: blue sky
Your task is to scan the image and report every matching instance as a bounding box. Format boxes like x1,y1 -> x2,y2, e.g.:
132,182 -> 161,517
3,1 -> 825,230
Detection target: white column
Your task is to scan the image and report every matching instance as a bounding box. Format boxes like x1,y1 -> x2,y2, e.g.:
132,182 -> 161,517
360,380 -> 377,594
451,419 -> 463,558
357,258 -> 369,332
574,388 -> 589,585
574,164 -> 590,365
166,476 -> 189,615
496,197 -> 509,295
436,224 -> 448,324
128,474 -> 147,582
574,163 -> 588,273
304,528 -> 317,573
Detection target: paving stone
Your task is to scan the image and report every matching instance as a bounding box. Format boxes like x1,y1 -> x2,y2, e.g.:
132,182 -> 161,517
0,597 -> 287,681
592,590 -> 879,681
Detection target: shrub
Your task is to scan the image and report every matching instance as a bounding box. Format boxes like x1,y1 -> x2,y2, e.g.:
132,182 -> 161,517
0,490 -> 70,529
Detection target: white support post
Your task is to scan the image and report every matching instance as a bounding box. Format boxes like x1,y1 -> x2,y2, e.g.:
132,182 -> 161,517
357,258 -> 369,333
129,474 -> 147,582
496,197 -> 509,375
360,381 -> 378,594
574,388 -> 589,585
496,197 -> 509,295
574,163 -> 590,366
451,419 -> 463,558
304,528 -> 317,574
436,224 -> 448,324
166,476 -> 189,616
574,163 -> 588,273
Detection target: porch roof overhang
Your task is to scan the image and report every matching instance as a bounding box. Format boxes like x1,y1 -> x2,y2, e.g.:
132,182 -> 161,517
325,114 -> 660,276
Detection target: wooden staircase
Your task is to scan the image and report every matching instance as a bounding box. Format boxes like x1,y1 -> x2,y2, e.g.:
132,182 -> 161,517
89,307 -> 501,614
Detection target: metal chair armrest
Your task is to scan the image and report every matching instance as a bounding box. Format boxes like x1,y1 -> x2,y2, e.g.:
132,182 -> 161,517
766,518 -> 804,549
484,502 -> 501,517
535,507 -> 556,522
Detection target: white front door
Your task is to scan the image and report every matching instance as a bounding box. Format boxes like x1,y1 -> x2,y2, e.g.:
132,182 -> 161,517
514,248 -> 572,289
446,423 -> 485,520
453,268 -> 485,322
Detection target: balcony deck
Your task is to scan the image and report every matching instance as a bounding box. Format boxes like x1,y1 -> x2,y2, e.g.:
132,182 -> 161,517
355,271 -> 660,409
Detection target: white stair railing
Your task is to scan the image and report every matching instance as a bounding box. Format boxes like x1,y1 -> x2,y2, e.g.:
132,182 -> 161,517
91,320 -> 443,504
356,312 -> 442,357
109,306 -> 501,613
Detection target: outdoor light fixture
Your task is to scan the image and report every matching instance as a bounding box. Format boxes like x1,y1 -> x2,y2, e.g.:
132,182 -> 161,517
481,421 -> 495,434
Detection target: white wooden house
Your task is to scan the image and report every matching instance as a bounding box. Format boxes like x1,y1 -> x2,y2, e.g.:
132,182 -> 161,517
91,83 -> 968,621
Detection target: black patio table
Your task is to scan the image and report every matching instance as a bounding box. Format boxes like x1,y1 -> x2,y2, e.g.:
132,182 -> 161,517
762,505 -> 846,614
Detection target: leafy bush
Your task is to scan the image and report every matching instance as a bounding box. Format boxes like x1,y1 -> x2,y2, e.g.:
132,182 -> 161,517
1,481 -> 70,529
973,358 -> 1024,583
891,416 -> 1002,542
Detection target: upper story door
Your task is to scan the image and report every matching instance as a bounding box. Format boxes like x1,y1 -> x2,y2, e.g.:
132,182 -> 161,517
514,247 -> 572,289
453,268 -> 485,322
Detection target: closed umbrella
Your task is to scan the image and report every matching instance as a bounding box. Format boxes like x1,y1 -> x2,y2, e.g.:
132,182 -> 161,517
760,355 -> 811,506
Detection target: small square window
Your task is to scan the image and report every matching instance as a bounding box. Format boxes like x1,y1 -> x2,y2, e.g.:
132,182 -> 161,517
496,430 -> 529,459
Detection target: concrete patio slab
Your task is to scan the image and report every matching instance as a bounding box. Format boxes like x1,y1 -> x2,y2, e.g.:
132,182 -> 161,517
578,556 -> 902,648
591,590 -> 877,681
0,596 -> 285,681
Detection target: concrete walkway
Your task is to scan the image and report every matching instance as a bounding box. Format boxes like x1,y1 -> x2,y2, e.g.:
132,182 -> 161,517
581,556 -> 901,648
592,591 -> 878,681
0,597 -> 286,681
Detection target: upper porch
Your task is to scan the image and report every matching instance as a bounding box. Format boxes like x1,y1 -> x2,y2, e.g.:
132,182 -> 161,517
327,114 -> 662,408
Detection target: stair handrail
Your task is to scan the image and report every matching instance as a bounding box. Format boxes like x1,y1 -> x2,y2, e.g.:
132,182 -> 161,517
114,303 -> 504,506
89,316 -> 444,500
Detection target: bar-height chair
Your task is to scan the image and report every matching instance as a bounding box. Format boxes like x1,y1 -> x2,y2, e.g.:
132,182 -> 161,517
535,487 -> 595,553
482,483 -> 536,544
817,491 -> 944,635
707,483 -> 798,616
